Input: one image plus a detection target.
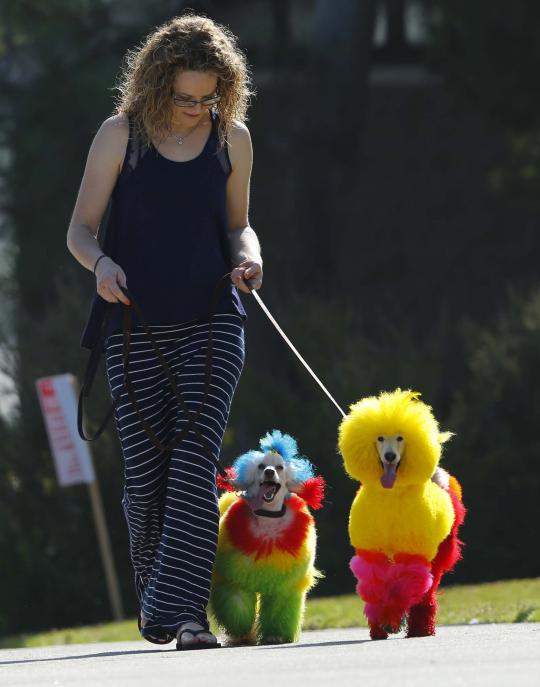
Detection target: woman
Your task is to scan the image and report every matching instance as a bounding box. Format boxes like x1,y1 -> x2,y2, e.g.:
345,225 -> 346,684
67,14 -> 262,650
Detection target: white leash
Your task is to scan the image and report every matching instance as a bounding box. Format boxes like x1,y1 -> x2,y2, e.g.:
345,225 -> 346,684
250,289 -> 346,418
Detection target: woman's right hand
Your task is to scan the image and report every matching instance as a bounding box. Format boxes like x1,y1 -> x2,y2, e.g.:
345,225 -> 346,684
95,256 -> 131,305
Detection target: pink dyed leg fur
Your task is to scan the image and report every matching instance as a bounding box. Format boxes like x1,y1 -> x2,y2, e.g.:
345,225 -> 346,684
350,554 -> 433,637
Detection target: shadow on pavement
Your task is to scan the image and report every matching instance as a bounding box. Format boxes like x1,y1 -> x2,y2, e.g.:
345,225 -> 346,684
259,639 -> 372,650
1,637 -> 374,664
0,647 -> 174,665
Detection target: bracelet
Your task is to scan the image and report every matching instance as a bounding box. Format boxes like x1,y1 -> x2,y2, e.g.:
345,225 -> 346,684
93,254 -> 107,274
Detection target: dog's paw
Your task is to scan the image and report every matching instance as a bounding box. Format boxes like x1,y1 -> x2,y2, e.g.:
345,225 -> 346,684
260,635 -> 291,645
370,626 -> 389,641
381,620 -> 405,635
223,633 -> 257,647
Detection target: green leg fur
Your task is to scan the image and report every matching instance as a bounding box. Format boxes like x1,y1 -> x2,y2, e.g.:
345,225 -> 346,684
210,582 -> 257,641
258,590 -> 305,644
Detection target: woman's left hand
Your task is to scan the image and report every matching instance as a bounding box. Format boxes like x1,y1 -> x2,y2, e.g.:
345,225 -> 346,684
231,260 -> 263,293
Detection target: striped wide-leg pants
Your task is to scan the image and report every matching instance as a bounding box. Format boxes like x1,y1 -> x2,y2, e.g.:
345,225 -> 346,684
105,313 -> 244,638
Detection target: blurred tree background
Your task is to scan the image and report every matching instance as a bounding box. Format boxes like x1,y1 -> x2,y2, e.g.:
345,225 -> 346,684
0,0 -> 539,635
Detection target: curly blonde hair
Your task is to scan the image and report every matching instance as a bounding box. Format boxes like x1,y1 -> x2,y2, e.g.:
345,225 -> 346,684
114,13 -> 253,146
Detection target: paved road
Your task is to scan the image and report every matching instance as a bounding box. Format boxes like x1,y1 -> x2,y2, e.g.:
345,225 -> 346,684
1,624 -> 539,687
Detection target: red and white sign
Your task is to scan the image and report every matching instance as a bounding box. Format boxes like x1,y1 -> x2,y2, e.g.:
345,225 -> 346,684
36,374 -> 95,486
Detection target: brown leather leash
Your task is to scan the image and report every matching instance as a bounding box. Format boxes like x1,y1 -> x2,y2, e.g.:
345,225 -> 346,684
78,273 -> 234,478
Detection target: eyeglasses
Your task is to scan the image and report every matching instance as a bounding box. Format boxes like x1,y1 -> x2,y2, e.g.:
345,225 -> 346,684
172,93 -> 221,108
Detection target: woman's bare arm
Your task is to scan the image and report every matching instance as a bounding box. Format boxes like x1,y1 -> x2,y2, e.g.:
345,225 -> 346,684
67,115 -> 130,303
226,122 -> 263,293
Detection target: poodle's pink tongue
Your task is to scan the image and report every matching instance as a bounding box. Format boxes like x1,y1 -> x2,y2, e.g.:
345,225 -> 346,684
381,464 -> 397,489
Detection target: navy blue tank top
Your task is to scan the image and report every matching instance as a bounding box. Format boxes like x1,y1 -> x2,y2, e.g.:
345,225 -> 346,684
102,111 -> 245,340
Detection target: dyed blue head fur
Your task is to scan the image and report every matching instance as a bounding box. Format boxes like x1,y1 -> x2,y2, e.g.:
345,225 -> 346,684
260,430 -> 298,461
232,450 -> 264,489
232,430 -> 315,491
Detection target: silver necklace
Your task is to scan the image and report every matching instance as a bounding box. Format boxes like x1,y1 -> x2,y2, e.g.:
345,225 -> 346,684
167,120 -> 201,145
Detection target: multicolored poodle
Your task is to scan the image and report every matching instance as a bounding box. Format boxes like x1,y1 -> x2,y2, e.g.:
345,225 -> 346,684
338,389 -> 465,640
210,430 -> 325,645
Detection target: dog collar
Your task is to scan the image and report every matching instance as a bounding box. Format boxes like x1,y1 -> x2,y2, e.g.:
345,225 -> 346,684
253,504 -> 287,518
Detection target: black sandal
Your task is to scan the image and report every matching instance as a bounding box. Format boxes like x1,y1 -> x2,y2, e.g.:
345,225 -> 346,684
176,627 -> 221,651
138,613 -> 175,645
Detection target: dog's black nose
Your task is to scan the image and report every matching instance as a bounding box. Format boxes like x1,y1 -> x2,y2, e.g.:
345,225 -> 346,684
384,451 -> 397,462
264,467 -> 275,478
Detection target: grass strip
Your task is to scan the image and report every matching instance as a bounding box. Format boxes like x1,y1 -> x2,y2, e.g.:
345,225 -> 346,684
1,577 -> 538,649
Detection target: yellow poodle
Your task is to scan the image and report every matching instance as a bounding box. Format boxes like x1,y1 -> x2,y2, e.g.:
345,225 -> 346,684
338,389 -> 465,639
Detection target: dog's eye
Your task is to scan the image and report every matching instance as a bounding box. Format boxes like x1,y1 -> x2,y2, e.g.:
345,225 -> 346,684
396,436 -> 403,442
377,436 -> 384,442
276,465 -> 283,471
258,464 -> 265,470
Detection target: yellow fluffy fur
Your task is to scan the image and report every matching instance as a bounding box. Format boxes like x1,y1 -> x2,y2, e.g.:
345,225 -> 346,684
218,491 -> 238,517
339,389 -> 454,561
348,482 -> 453,560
